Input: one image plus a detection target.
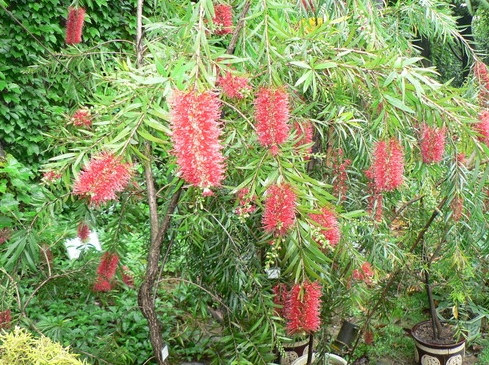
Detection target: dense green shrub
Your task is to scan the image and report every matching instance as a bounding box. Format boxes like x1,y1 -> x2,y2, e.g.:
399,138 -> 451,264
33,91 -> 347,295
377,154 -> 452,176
0,0 -> 137,167
0,326 -> 87,365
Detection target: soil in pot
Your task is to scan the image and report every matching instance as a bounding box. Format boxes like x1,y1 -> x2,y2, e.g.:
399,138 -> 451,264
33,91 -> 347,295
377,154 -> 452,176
412,321 -> 463,345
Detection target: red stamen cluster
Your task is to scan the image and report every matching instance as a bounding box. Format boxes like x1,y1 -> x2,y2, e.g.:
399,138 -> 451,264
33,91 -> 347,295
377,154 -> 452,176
77,222 -> 91,242
293,121 -> 314,159
93,252 -> 119,292
65,7 -> 86,45
169,89 -> 226,195
352,262 -> 374,284
217,72 -> 251,99
285,281 -> 322,335
451,195 -> 464,221
262,183 -> 297,236
213,4 -> 233,35
332,149 -> 351,201
254,87 -> 290,156
365,169 -> 383,221
476,110 -> 489,147
419,124 -> 446,164
272,283 -> 289,318
309,207 -> 341,248
367,139 -> 404,192
122,265 -> 135,287
474,61 -> 489,103
0,309 -> 11,329
71,108 -> 92,127
73,152 -> 134,206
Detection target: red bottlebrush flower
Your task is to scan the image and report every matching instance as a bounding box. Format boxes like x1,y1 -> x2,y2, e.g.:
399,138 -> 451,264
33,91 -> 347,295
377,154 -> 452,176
367,139 -> 404,192
65,7 -> 86,45
309,207 -> 341,248
72,151 -> 134,206
365,169 -> 384,221
0,309 -> 11,329
451,195 -> 464,221
419,124 -> 446,164
285,281 -> 322,335
169,89 -> 226,193
213,4 -> 233,35
96,252 -> 119,280
293,121 -> 314,159
77,222 -> 91,242
272,283 -> 289,318
217,72 -> 251,99
262,183 -> 297,236
71,108 -> 92,127
352,262 -> 374,284
332,149 -> 351,201
254,87 -> 290,155
476,110 -> 489,147
364,329 -> 374,345
122,265 -> 135,287
93,276 -> 112,292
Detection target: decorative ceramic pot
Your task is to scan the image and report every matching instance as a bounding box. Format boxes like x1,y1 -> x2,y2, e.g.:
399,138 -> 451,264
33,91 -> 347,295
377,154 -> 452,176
276,338 -> 310,365
291,353 -> 348,365
411,321 -> 466,365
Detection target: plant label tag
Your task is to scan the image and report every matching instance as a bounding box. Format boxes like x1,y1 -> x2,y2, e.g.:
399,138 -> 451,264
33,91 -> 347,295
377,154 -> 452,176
161,344 -> 169,361
266,267 -> 280,279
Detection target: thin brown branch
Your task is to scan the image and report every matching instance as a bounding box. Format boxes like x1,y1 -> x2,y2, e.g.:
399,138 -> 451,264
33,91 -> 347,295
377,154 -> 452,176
226,1 -> 251,55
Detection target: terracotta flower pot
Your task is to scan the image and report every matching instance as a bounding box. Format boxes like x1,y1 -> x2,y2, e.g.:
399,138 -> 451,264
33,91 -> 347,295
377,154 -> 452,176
411,320 -> 466,365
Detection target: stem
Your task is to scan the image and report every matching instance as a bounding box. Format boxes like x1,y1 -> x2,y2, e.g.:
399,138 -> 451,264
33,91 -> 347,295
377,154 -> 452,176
136,0 -> 144,68
226,0 -> 251,55
306,333 -> 314,365
138,181 -> 182,365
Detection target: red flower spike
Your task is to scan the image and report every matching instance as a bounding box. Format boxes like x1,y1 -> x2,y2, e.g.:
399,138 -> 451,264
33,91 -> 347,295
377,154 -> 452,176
272,283 -> 289,318
217,72 -> 251,99
309,207 -> 341,247
65,7 -> 86,45
213,4 -> 233,35
293,121 -> 314,159
367,139 -> 404,192
476,110 -> 489,147
122,266 -> 135,287
419,124 -> 446,164
451,195 -> 464,221
71,108 -> 92,127
72,152 -> 134,206
285,281 -> 322,335
169,89 -> 226,193
254,87 -> 290,155
262,183 -> 297,236
93,276 -> 112,292
0,309 -> 11,329
96,252 -> 119,280
77,222 -> 91,242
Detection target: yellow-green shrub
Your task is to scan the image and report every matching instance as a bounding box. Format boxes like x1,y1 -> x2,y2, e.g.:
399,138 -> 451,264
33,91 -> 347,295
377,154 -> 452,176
0,327 -> 87,365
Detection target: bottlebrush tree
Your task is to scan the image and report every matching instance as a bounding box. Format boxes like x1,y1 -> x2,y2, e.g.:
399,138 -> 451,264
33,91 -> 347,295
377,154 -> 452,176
6,0 -> 489,364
